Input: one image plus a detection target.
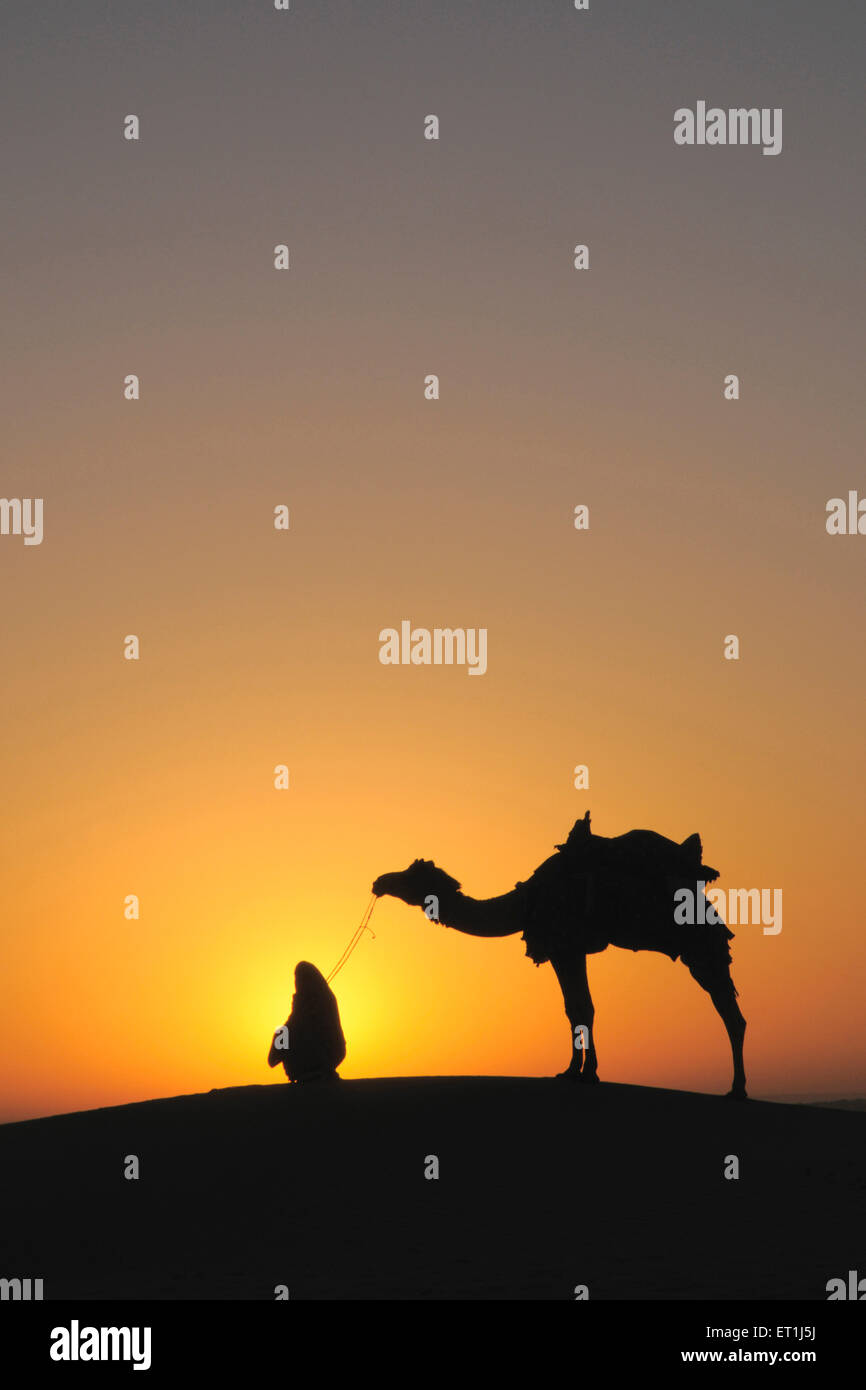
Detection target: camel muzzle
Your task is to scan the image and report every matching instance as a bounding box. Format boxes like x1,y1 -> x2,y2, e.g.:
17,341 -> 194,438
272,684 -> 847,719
372,873 -> 398,897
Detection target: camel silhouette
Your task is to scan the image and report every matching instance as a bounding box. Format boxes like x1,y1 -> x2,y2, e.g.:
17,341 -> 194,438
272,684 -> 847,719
372,812 -> 747,1098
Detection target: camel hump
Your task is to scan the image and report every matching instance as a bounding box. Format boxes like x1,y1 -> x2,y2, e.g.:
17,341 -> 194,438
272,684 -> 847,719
551,820 -> 720,882
572,827 -> 720,883
623,828 -> 719,882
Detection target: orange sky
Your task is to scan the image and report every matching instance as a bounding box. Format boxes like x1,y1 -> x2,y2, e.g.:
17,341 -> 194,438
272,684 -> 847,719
3,410 -> 864,1120
2,0 -> 864,1122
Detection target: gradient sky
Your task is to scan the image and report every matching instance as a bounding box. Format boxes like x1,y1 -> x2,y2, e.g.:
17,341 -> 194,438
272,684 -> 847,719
2,1 -> 864,1122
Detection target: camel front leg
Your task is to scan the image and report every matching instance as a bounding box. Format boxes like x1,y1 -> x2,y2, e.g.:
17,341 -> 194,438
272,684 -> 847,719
550,950 -> 599,1084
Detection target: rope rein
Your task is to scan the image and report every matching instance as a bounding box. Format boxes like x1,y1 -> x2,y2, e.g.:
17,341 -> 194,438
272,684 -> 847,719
325,894 -> 377,983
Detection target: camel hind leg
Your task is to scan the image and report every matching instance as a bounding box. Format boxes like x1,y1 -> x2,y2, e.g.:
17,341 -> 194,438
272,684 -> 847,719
683,956 -> 747,1099
714,981 -> 747,1099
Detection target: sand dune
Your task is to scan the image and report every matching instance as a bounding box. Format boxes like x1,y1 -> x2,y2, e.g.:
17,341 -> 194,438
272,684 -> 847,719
1,1078 -> 863,1300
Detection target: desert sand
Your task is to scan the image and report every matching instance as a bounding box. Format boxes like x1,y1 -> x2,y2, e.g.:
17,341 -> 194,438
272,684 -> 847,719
1,1078 -> 863,1300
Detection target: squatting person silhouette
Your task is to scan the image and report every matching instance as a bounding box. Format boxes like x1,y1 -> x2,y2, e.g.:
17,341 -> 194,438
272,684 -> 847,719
267,961 -> 346,1084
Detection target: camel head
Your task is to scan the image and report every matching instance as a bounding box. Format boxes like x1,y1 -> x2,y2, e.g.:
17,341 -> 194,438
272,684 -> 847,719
372,859 -> 462,910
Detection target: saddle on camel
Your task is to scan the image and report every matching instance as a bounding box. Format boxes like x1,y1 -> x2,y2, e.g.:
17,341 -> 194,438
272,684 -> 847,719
515,811 -> 725,965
